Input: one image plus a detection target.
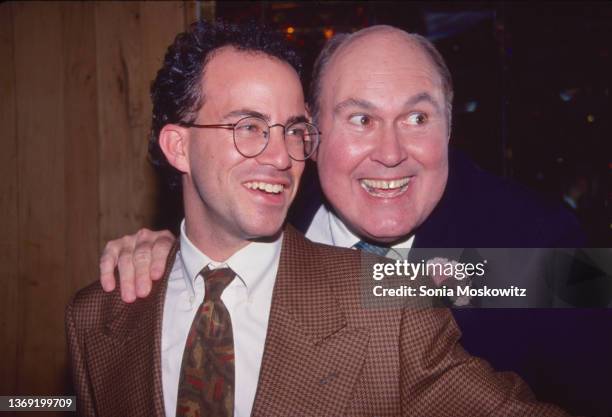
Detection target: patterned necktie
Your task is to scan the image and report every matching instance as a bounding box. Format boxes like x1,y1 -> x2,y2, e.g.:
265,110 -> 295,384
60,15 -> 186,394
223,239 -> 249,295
353,240 -> 391,257
353,240 -> 405,260
177,266 -> 236,417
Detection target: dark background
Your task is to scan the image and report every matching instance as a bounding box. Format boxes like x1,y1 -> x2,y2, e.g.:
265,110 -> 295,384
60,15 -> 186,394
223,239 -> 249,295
204,1 -> 612,246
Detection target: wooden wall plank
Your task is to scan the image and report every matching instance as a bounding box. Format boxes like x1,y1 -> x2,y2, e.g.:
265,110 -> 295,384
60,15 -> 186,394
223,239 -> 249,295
96,1 -> 149,246
62,2 -> 99,295
200,1 -> 216,23
96,1 -> 187,245
0,1 -> 19,395
184,0 -> 199,25
1,0 -> 189,401
136,2 -> 187,225
140,2 -> 186,94
13,1 -> 66,395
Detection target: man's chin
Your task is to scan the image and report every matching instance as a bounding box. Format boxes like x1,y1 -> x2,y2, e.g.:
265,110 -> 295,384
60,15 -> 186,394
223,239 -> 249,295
358,221 -> 416,244
242,218 -> 286,242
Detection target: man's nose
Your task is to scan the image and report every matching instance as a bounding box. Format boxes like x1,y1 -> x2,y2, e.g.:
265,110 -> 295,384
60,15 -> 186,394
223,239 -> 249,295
370,126 -> 408,167
255,126 -> 292,170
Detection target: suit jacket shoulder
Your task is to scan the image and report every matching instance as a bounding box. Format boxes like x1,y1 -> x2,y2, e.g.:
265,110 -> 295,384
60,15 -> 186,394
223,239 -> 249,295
252,226 -> 570,416
66,245 -> 177,417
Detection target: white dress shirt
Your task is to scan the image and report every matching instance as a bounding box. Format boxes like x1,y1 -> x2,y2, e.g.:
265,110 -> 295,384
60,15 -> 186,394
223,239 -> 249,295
305,204 -> 415,252
162,221 -> 281,417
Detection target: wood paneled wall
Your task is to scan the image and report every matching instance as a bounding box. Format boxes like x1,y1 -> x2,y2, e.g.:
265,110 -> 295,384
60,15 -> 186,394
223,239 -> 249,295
0,0 -> 194,403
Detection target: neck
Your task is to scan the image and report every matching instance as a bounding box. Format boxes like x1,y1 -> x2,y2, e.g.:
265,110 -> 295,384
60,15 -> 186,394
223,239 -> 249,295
184,218 -> 249,262
182,188 -> 249,263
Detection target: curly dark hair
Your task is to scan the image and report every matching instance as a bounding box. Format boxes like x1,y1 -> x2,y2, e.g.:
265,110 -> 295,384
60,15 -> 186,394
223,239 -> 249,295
149,19 -> 302,187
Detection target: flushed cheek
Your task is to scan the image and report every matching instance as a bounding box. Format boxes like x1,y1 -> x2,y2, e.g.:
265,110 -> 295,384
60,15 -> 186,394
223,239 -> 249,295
418,145 -> 448,197
319,140 -> 372,188
410,133 -> 448,165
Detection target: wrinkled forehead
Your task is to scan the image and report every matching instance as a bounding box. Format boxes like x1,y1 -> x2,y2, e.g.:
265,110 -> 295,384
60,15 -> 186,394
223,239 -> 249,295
322,31 -> 445,107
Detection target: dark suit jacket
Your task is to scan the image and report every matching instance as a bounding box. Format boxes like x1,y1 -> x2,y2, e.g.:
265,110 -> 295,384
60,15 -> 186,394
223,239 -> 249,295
290,148 -> 612,416
67,226 -> 570,417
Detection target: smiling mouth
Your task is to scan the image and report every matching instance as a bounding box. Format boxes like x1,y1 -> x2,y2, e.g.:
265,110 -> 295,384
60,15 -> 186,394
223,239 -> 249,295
244,181 -> 285,194
359,177 -> 411,198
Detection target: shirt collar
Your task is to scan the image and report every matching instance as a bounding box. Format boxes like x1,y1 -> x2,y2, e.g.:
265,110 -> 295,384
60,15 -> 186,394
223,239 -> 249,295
307,204 -> 415,251
178,220 -> 283,296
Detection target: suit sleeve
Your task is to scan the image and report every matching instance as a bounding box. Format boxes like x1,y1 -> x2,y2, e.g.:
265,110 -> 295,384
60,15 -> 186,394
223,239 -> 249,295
65,300 -> 97,417
398,307 -> 576,417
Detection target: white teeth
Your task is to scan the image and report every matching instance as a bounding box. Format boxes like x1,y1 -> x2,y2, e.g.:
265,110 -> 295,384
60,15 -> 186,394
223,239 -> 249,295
244,181 -> 285,194
359,177 -> 411,198
360,177 -> 410,190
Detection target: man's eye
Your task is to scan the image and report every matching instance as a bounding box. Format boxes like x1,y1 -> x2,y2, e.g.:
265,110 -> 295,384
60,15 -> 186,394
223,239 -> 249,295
348,114 -> 373,127
236,124 -> 264,135
287,127 -> 305,137
406,112 -> 428,125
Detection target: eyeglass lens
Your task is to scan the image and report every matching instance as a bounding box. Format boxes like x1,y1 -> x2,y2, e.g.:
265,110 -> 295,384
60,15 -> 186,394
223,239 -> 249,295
233,116 -> 318,160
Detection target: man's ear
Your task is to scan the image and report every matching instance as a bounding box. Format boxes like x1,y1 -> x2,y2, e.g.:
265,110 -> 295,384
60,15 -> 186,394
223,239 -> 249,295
159,124 -> 190,173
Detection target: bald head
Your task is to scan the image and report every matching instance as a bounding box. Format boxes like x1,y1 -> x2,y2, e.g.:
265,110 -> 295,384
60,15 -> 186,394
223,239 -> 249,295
308,25 -> 453,129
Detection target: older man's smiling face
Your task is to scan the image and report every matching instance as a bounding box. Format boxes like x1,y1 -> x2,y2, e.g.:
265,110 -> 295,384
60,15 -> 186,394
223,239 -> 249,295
315,30 -> 450,243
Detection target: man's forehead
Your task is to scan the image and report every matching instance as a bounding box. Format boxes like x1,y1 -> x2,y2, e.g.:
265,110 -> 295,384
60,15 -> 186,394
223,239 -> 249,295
335,27 -> 429,64
200,47 -> 304,114
334,92 -> 443,115
326,63 -> 444,115
323,32 -> 444,105
204,47 -> 294,84
202,46 -> 303,94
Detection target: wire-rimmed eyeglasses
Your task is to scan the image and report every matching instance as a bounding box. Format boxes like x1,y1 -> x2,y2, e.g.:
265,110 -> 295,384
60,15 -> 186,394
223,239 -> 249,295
178,116 -> 321,161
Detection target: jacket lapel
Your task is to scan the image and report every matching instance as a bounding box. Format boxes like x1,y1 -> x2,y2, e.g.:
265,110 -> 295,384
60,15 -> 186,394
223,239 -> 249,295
252,226 -> 369,417
83,244 -> 179,417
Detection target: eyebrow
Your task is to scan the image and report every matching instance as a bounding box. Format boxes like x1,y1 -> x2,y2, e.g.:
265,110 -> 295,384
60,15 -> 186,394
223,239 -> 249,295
404,92 -> 442,114
286,115 -> 309,125
333,98 -> 376,114
333,92 -> 443,114
222,109 -> 271,122
222,109 -> 307,125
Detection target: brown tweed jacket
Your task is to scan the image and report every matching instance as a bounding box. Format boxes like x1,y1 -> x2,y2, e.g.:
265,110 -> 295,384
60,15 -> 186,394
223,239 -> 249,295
66,225 -> 572,417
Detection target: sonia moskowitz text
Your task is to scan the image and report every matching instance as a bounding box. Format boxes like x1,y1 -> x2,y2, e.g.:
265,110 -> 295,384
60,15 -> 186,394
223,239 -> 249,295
372,285 -> 527,298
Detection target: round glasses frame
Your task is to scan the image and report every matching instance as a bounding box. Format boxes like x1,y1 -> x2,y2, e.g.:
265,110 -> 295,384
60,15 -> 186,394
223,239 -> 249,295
178,116 -> 321,161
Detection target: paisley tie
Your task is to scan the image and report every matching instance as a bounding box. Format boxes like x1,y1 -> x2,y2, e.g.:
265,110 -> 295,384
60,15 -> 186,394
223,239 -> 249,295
176,266 -> 236,417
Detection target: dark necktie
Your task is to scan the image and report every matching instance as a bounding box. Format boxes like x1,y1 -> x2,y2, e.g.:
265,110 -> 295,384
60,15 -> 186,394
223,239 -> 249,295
176,266 -> 236,417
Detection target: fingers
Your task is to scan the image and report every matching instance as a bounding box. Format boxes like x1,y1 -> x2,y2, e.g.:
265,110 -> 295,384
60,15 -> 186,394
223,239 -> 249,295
117,234 -> 138,303
133,228 -> 154,297
150,230 -> 176,281
98,228 -> 176,303
133,228 -> 176,297
100,239 -> 121,293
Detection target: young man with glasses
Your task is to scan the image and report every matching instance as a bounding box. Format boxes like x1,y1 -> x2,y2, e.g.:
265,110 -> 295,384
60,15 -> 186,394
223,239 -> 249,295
68,20 -> 572,416
67,20 -> 315,416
